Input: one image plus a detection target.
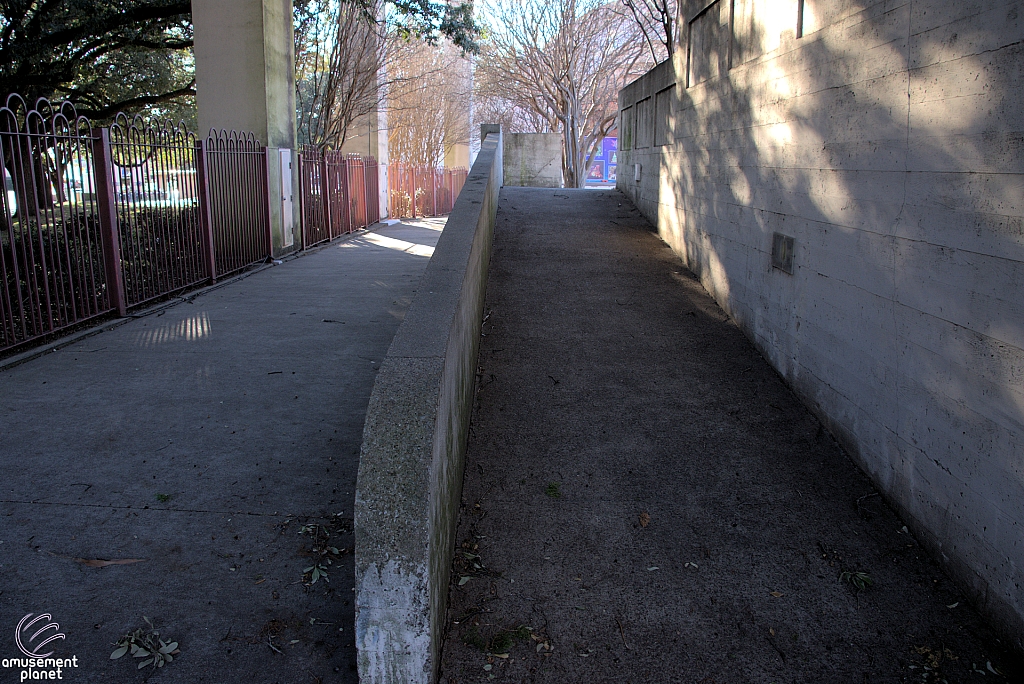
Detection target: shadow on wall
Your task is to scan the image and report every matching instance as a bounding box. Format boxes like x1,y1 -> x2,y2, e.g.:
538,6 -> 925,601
618,0 -> 1024,649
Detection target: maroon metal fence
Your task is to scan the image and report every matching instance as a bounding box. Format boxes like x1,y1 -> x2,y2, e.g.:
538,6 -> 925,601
109,113 -> 208,308
387,163 -> 467,219
298,147 -> 380,249
1,93 -> 394,356
0,95 -> 281,355
0,95 -> 113,350
203,130 -> 271,277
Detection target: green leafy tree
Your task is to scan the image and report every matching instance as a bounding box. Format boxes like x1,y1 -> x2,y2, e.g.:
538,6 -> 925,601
344,0 -> 480,54
0,0 -> 194,120
0,0 -> 478,124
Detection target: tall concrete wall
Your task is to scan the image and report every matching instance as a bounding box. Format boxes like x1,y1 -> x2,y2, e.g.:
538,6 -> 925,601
618,0 -> 1023,649
503,133 -> 564,188
354,128 -> 503,683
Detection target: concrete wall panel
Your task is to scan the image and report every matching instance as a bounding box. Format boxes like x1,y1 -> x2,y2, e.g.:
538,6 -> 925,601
502,133 -> 563,187
619,0 -> 1024,650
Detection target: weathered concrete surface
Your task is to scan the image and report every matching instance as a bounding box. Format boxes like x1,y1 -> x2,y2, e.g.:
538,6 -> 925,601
440,188 -> 1021,682
503,133 -> 563,188
619,0 -> 1024,648
354,132 -> 503,683
0,221 -> 442,683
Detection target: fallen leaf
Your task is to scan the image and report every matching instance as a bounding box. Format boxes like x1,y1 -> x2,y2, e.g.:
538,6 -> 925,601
458,576 -> 471,586
770,591 -> 783,598
75,558 -> 146,568
639,512 -> 650,528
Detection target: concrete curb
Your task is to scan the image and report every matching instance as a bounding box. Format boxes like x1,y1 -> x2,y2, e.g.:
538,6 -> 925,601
355,130 -> 503,683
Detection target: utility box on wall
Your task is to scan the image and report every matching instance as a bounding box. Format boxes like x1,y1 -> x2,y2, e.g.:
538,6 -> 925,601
280,148 -> 294,248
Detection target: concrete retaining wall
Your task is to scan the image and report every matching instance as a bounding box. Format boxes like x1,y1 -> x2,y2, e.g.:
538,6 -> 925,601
354,129 -> 503,683
503,132 -> 563,187
618,0 -> 1024,649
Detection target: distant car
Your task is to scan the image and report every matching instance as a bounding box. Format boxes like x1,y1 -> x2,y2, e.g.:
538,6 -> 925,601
3,167 -> 16,217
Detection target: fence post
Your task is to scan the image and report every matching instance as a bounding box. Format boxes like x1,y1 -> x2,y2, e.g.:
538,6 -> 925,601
262,147 -> 274,259
320,152 -> 333,238
195,139 -> 217,284
297,153 -> 306,250
91,127 -> 126,316
341,156 -> 352,233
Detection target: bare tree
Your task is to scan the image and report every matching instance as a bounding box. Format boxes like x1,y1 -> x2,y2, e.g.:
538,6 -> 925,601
477,0 -> 652,188
294,1 -> 388,149
386,41 -> 472,167
472,47 -> 554,134
293,0 -> 483,150
614,0 -> 677,64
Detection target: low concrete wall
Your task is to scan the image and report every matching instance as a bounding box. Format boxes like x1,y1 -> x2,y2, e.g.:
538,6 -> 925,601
503,132 -> 563,187
618,0 -> 1024,650
354,129 -> 503,683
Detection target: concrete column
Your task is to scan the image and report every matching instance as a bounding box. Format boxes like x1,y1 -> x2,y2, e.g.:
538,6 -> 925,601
193,0 -> 299,254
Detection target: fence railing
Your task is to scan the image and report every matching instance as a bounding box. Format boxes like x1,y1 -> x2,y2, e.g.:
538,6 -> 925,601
388,163 -> 467,219
204,130 -> 271,278
2,96 -> 114,349
0,95 -> 389,355
1,94 -> 470,355
298,147 -> 380,249
108,113 -> 209,309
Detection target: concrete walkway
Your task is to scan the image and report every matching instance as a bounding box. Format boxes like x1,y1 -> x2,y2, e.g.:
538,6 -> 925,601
439,189 -> 1020,683
0,219 -> 444,683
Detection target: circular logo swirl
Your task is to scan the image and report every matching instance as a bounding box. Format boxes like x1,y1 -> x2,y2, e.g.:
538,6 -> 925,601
15,613 -> 65,658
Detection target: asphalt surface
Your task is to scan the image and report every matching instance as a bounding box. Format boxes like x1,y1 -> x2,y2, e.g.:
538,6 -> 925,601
0,219 -> 445,683
439,188 -> 1020,684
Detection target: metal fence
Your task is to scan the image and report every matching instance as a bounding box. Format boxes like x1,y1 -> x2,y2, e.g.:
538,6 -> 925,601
0,94 -> 435,356
1,96 -> 286,354
203,130 -> 271,277
299,147 -> 380,249
109,113 -> 208,308
1,95 -> 112,350
388,163 -> 468,219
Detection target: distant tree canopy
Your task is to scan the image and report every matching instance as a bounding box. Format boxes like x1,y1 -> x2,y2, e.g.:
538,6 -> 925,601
342,0 -> 480,54
0,0 -> 479,126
